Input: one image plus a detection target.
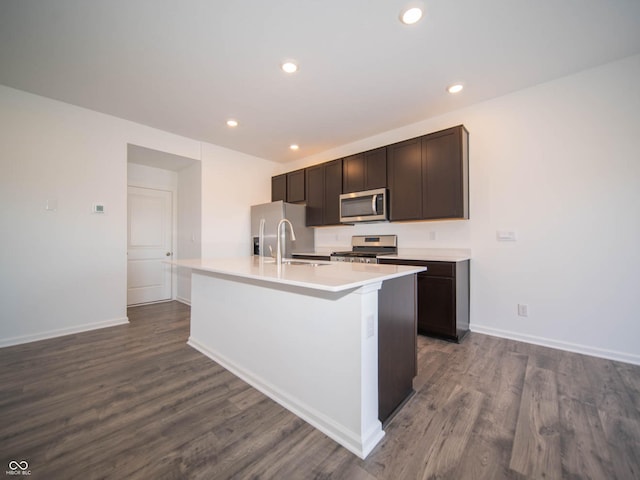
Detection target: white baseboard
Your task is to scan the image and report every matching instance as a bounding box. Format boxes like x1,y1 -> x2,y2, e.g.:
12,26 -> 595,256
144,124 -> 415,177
175,296 -> 191,306
187,337 -> 382,459
470,324 -> 640,366
0,317 -> 130,349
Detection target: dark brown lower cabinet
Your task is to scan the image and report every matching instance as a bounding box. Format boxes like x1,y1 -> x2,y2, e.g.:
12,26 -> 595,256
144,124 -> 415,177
291,253 -> 331,261
378,274 -> 417,425
379,258 -> 470,343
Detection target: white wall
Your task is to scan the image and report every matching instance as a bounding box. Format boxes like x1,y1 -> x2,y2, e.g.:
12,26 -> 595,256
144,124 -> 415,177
200,142 -> 275,258
0,85 -> 277,346
177,162 -> 202,304
280,54 -> 640,364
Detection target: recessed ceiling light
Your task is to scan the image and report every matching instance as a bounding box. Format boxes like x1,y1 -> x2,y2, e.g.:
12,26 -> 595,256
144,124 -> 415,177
400,7 -> 423,25
447,84 -> 464,94
281,62 -> 298,74
289,144 -> 299,151
226,119 -> 238,127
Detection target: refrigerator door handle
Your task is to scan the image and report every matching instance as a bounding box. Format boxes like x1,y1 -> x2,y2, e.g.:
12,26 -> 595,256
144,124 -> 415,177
259,218 -> 266,256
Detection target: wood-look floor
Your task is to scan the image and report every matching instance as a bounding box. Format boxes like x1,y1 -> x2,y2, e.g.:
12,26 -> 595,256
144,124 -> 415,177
1,301 -> 639,479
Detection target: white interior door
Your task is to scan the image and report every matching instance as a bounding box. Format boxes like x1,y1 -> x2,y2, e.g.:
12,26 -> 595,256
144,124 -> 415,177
127,186 -> 173,305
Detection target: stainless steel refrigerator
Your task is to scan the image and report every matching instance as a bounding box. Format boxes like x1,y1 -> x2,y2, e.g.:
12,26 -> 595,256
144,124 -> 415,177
250,201 -> 314,258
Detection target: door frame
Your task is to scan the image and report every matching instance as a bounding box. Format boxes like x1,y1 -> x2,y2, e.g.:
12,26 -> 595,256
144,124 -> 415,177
126,180 -> 178,305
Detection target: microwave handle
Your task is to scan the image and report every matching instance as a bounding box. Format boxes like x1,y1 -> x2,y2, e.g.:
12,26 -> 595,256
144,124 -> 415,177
371,194 -> 378,215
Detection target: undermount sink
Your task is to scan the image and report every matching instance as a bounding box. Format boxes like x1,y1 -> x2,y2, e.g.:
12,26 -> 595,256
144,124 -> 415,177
282,261 -> 330,267
256,257 -> 330,267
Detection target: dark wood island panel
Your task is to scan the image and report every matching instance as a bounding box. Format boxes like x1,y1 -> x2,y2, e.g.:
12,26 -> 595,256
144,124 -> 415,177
378,274 -> 417,425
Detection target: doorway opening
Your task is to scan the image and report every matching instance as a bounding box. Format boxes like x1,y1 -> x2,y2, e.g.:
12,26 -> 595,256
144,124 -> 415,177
127,144 -> 201,307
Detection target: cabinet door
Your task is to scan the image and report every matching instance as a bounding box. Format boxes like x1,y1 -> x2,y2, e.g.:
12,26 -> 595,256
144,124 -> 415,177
364,147 -> 387,190
342,153 -> 365,194
417,274 -> 456,337
305,165 -> 324,226
324,159 -> 343,225
271,174 -> 287,202
422,127 -> 464,219
343,148 -> 387,193
287,169 -> 306,203
387,138 -> 422,221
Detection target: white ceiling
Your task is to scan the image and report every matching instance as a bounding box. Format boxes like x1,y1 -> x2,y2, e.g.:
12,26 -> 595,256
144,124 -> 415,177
1,1 -> 639,163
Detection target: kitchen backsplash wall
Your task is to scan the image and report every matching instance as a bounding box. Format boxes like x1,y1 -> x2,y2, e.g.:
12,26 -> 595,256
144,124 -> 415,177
314,220 -> 471,251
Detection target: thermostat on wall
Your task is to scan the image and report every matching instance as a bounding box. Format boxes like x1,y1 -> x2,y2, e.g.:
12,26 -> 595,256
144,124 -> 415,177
92,203 -> 105,214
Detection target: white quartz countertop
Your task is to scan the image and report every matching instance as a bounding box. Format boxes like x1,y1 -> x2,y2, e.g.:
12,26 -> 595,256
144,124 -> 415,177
172,257 -> 425,292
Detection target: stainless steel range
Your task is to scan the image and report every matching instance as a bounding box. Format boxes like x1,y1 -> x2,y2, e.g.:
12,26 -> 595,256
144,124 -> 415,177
330,235 -> 397,264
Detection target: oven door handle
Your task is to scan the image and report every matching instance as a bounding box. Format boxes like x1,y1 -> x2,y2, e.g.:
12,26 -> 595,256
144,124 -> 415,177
371,194 -> 378,215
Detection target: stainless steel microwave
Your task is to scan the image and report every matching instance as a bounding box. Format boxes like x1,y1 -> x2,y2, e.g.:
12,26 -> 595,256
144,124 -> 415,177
339,188 -> 388,223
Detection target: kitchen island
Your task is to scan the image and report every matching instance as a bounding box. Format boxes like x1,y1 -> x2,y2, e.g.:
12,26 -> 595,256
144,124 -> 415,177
174,257 -> 424,458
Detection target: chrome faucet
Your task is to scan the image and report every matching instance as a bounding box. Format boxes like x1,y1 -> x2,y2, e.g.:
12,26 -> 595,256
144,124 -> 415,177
276,218 -> 296,265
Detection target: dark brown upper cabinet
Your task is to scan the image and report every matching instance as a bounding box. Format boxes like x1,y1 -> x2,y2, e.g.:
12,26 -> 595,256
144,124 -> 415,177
422,126 -> 468,220
305,164 -> 324,226
342,147 -> 387,194
324,159 -> 343,225
286,169 -> 306,204
388,125 -> 469,222
271,174 -> 287,202
274,125 -> 468,224
387,138 -> 423,221
271,169 -> 306,203
305,159 -> 343,226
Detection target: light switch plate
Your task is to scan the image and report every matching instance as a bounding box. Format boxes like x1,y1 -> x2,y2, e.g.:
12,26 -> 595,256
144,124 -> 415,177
496,230 -> 517,241
92,203 -> 105,214
45,199 -> 57,211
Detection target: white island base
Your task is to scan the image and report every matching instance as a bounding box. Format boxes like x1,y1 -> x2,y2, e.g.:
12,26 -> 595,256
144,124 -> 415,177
181,257 -> 424,459
188,271 -> 384,458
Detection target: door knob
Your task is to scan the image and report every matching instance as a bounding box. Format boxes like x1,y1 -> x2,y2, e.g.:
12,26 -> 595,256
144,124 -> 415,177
166,252 -> 172,256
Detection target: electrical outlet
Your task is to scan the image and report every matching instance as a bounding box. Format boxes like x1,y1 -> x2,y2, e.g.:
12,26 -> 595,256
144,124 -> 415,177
517,304 -> 529,317
365,314 -> 375,338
